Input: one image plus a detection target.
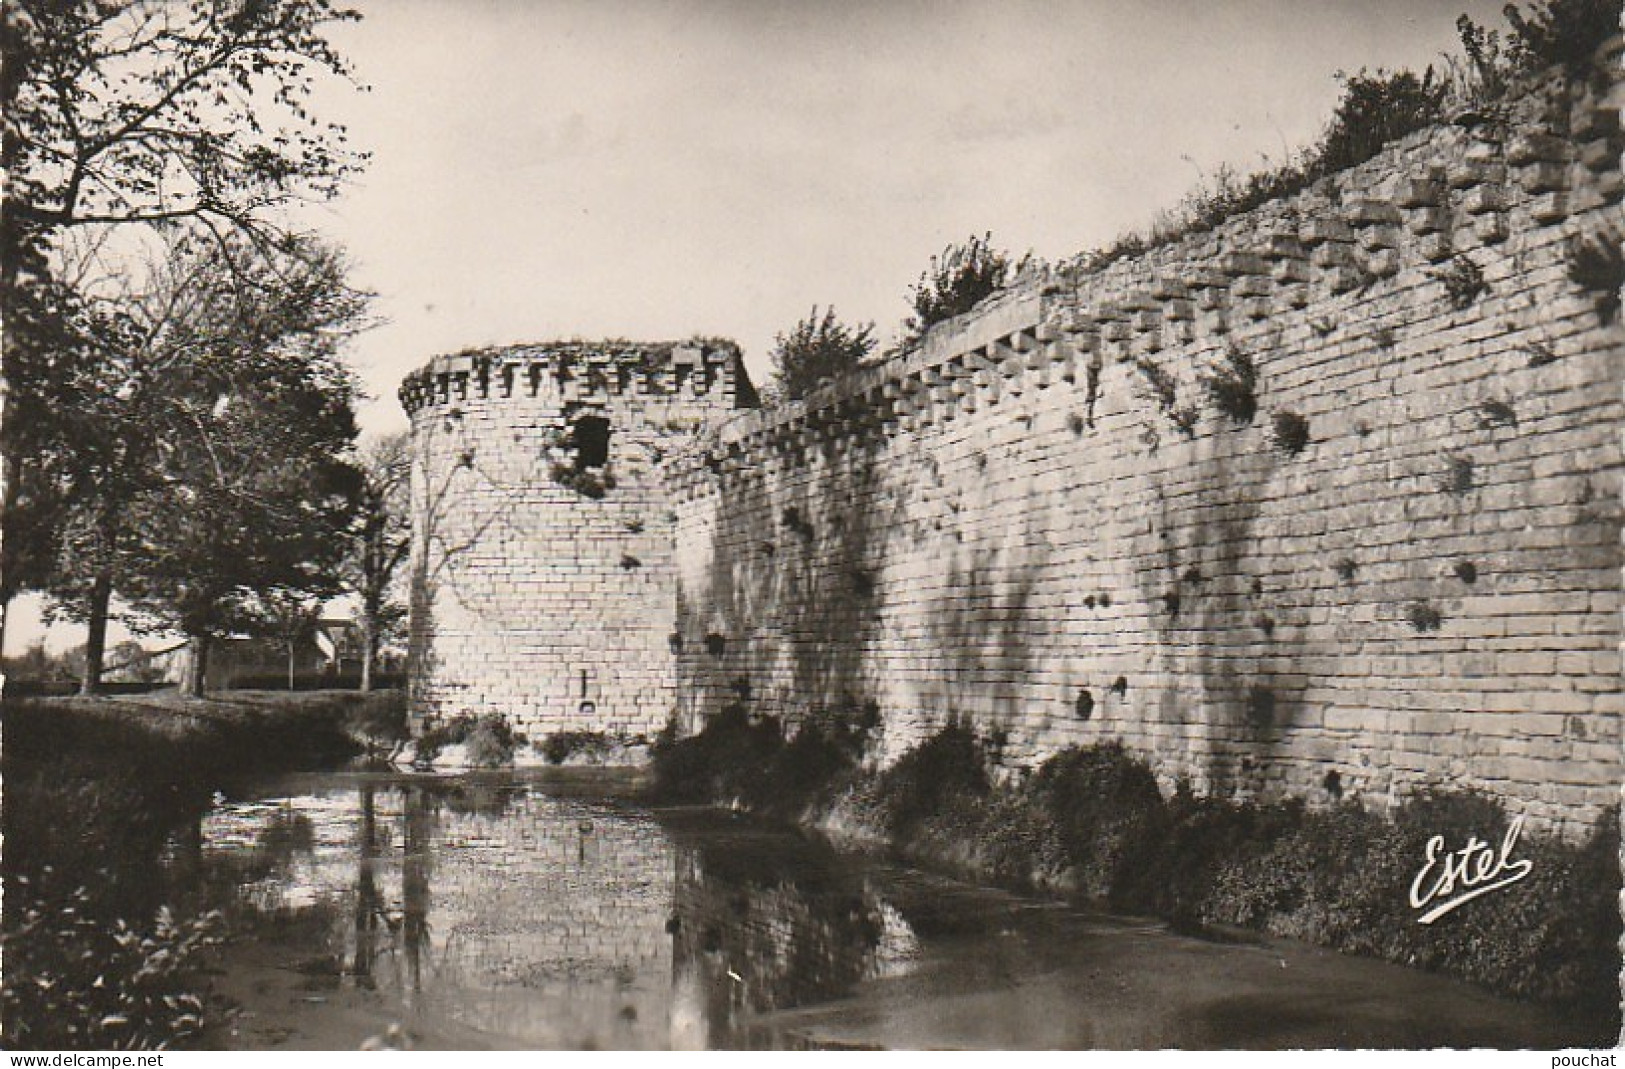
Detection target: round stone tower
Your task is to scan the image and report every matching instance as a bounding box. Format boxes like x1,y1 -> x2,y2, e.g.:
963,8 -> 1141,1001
399,340 -> 755,741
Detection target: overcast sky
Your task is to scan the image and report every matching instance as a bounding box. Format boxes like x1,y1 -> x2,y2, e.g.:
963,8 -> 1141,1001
314,0 -> 1508,435
10,0 -> 1515,654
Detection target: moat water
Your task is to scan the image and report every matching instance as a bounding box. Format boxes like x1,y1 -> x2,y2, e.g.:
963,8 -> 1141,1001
177,767 -> 1586,1050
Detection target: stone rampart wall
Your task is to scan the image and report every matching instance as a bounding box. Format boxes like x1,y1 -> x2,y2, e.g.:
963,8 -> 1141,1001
670,73 -> 1624,832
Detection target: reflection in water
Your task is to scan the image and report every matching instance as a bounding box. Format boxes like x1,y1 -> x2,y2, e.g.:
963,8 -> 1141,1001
352,786 -> 383,990
188,772 -> 1589,1051
401,784 -> 430,1000
200,775 -> 903,1049
666,821 -> 916,1048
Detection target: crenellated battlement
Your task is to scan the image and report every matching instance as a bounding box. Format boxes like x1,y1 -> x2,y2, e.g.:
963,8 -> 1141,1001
399,339 -> 755,417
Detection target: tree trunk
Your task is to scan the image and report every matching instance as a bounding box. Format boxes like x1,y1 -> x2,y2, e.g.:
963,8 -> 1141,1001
359,615 -> 376,693
184,633 -> 210,698
403,785 -> 430,995
0,403 -> 15,663
0,592 -> 11,685
287,639 -> 297,691
78,574 -> 112,695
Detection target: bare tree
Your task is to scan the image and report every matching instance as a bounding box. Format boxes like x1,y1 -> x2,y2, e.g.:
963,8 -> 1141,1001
345,432 -> 411,693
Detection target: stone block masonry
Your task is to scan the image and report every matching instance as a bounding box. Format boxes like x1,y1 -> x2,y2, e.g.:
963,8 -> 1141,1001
668,70 -> 1624,835
401,340 -> 754,741
403,68 -> 1621,833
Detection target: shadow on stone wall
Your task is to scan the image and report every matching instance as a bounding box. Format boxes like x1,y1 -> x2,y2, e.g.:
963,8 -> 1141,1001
406,415 -> 496,726
665,66 -> 1625,826
684,411 -> 891,733
1132,359 -> 1297,797
681,400 -> 1074,760
920,476 -> 1045,744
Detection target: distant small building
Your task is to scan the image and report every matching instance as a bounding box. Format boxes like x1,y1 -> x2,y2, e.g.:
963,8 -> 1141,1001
312,618 -> 365,674
156,618 -> 366,690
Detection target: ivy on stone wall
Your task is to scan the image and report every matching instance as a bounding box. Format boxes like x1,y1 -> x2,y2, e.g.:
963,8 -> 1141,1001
1565,234 -> 1624,324
1199,345 -> 1259,425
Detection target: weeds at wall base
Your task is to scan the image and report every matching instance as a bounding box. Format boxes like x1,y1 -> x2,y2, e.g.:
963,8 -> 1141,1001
649,701 -> 879,815
536,729 -> 650,765
650,717 -> 1621,1039
413,711 -> 525,767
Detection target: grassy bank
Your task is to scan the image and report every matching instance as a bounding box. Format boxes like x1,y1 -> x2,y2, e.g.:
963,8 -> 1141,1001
3,689 -> 403,881
4,688 -> 402,769
1,689 -> 404,1049
650,708 -> 1621,1041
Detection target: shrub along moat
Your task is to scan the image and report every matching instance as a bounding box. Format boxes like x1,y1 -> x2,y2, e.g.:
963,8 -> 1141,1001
0,691 -> 405,1050
649,704 -> 1621,1041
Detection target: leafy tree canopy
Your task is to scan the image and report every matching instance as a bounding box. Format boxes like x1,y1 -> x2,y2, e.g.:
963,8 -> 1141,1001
3,0 -> 365,252
117,328 -> 363,649
29,230 -> 371,695
1,0 -> 369,617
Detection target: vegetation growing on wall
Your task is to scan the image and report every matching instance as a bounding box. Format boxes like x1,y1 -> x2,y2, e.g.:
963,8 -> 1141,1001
549,445 -> 617,500
756,3 -> 1615,360
1434,256 -> 1490,310
1073,0 -> 1617,275
1199,346 -> 1260,425
903,233 -> 1032,343
1464,0 -> 1623,78
1132,356 -> 1198,436
1566,234 -> 1625,324
1270,410 -> 1311,455
1315,68 -> 1451,177
548,463 -> 617,499
769,306 -> 878,401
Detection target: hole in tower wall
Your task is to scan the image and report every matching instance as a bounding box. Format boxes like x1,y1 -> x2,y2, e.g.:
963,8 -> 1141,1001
570,414 -> 611,470
1075,689 -> 1095,720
